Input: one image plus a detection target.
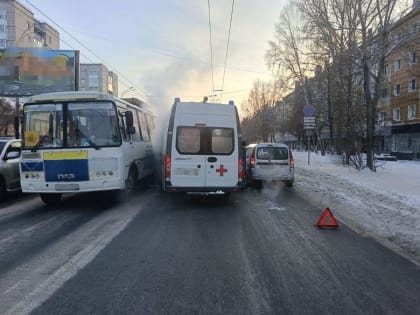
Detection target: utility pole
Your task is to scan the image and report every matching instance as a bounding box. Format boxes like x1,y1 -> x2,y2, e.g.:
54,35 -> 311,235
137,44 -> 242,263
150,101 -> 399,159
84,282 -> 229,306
14,96 -> 20,139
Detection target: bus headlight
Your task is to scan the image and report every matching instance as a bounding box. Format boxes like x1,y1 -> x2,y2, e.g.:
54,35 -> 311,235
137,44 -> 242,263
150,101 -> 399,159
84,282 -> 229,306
23,172 -> 44,181
89,169 -> 118,180
89,158 -> 118,180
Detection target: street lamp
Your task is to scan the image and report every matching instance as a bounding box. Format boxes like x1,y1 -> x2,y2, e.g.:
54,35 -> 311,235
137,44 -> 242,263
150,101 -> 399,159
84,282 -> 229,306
121,87 -> 135,98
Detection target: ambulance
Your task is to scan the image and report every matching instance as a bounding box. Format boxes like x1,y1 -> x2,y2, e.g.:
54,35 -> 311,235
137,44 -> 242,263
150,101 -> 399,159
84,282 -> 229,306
161,98 -> 244,194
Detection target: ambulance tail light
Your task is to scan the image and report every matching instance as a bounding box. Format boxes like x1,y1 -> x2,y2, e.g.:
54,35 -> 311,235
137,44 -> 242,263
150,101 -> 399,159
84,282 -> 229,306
238,157 -> 244,181
165,155 -> 171,180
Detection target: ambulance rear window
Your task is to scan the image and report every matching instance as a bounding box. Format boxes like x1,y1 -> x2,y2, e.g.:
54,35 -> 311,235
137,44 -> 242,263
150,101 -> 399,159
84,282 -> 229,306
177,127 -> 201,154
176,126 -> 234,155
210,128 -> 233,154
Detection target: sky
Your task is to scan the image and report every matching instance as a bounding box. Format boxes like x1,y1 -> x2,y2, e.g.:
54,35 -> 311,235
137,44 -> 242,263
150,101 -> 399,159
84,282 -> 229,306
280,151 -> 420,266
23,0 -> 287,116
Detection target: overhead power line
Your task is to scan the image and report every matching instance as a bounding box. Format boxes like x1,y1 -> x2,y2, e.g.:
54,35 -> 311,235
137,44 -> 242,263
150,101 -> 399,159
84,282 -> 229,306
220,0 -> 235,100
207,0 -> 215,98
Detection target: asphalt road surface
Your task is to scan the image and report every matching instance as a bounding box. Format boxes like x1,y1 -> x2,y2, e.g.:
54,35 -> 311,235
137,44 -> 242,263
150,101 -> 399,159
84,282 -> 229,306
1,183 -> 420,315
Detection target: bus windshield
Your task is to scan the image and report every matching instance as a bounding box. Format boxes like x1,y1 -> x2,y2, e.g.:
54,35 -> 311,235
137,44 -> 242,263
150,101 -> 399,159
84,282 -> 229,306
23,101 -> 122,149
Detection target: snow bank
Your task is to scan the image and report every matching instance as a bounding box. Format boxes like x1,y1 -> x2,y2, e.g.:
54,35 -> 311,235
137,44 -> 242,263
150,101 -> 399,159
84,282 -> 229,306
293,151 -> 420,266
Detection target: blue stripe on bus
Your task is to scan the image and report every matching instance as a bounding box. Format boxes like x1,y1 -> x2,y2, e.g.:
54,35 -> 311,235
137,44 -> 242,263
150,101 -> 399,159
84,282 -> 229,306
21,161 -> 44,172
45,159 -> 89,182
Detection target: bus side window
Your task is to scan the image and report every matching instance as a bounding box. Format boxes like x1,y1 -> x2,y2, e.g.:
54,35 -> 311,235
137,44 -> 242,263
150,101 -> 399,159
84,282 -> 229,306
119,111 -> 128,141
131,111 -> 141,141
139,112 -> 150,141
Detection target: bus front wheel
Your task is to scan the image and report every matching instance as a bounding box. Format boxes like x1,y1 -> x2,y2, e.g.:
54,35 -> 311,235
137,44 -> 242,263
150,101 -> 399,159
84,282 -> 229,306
40,193 -> 62,206
125,169 -> 137,194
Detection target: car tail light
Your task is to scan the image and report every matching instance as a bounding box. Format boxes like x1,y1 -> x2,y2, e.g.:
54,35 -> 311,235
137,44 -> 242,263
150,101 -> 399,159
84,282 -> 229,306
289,149 -> 294,168
250,148 -> 256,168
165,155 -> 171,180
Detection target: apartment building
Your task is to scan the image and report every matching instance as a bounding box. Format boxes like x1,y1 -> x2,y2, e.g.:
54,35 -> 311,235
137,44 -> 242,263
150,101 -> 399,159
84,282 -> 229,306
0,0 -> 59,49
79,64 -> 118,96
377,3 -> 420,159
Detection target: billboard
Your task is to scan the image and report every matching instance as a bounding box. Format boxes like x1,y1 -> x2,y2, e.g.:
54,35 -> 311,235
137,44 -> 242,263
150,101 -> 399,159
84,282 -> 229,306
0,47 -> 79,97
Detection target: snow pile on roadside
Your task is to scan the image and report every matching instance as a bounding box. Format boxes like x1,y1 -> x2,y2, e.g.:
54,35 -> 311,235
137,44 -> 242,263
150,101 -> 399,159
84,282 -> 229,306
292,151 -> 420,265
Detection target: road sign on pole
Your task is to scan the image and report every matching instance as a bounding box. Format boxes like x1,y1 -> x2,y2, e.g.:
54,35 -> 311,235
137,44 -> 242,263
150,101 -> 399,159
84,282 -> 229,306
302,105 -> 316,166
304,116 -> 316,129
303,104 -> 316,117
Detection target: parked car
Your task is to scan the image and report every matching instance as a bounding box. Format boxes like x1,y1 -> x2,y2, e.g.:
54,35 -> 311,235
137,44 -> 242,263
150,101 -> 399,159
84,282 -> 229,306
246,142 -> 294,188
375,153 -> 398,161
0,137 -> 22,201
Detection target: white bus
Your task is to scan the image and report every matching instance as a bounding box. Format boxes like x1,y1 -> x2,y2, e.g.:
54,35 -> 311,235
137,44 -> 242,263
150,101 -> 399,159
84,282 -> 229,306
20,91 -> 155,205
161,98 -> 244,195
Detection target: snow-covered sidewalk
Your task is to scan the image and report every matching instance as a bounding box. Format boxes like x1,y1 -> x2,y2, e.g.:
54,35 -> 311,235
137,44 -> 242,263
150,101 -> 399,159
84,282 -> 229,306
292,151 -> 420,266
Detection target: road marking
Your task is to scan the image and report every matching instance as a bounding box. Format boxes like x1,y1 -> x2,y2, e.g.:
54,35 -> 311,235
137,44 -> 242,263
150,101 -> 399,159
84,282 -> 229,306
4,193 -> 155,315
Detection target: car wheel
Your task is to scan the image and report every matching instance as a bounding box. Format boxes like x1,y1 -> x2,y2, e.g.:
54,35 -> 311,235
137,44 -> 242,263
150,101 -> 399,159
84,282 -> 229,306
0,178 -> 6,202
40,193 -> 62,205
285,181 -> 294,188
254,180 -> 263,189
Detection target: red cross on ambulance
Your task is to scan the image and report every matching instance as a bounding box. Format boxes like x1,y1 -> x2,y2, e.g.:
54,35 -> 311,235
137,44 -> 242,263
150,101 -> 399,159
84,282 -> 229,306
216,164 -> 228,176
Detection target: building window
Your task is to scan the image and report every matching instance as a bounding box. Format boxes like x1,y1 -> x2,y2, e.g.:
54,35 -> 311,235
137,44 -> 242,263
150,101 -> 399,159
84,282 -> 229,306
409,51 -> 417,64
393,108 -> 400,121
0,25 -> 5,33
378,111 -> 387,124
393,83 -> 401,96
0,39 -> 6,48
0,10 -> 6,20
383,64 -> 389,75
382,88 -> 388,98
408,78 -> 416,92
408,104 -> 416,119
88,71 -> 99,88
394,59 -> 401,71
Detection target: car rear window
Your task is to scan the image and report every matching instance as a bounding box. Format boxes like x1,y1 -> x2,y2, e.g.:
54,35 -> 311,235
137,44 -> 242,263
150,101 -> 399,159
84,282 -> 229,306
257,147 -> 288,160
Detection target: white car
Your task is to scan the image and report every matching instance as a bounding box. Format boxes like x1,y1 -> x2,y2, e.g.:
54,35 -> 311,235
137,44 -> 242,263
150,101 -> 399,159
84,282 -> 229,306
246,142 -> 294,188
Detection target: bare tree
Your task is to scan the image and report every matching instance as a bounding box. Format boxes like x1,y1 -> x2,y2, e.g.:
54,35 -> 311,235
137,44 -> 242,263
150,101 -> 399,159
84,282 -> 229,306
353,0 -> 410,170
240,80 -> 283,142
266,4 -> 314,104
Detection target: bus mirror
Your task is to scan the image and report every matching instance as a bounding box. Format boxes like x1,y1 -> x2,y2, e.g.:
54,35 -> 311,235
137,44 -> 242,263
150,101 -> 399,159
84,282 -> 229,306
127,126 -> 136,135
125,111 -> 134,127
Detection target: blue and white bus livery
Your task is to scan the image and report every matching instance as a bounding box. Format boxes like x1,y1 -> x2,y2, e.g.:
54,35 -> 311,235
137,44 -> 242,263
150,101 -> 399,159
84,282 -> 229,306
20,91 -> 155,205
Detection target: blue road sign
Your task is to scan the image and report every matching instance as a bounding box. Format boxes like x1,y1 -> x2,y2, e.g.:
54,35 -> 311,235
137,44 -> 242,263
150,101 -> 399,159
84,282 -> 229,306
303,105 -> 316,117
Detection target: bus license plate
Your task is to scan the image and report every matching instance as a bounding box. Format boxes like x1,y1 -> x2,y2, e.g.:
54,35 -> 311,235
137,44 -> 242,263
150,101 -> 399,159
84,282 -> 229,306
55,183 -> 79,191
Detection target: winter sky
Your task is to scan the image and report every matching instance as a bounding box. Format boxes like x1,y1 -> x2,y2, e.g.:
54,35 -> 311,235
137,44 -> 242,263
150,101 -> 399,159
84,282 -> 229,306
24,0 -> 287,115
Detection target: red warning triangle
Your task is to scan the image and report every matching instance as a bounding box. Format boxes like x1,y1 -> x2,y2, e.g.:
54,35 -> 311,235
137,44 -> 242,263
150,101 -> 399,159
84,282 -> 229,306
314,208 -> 339,228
